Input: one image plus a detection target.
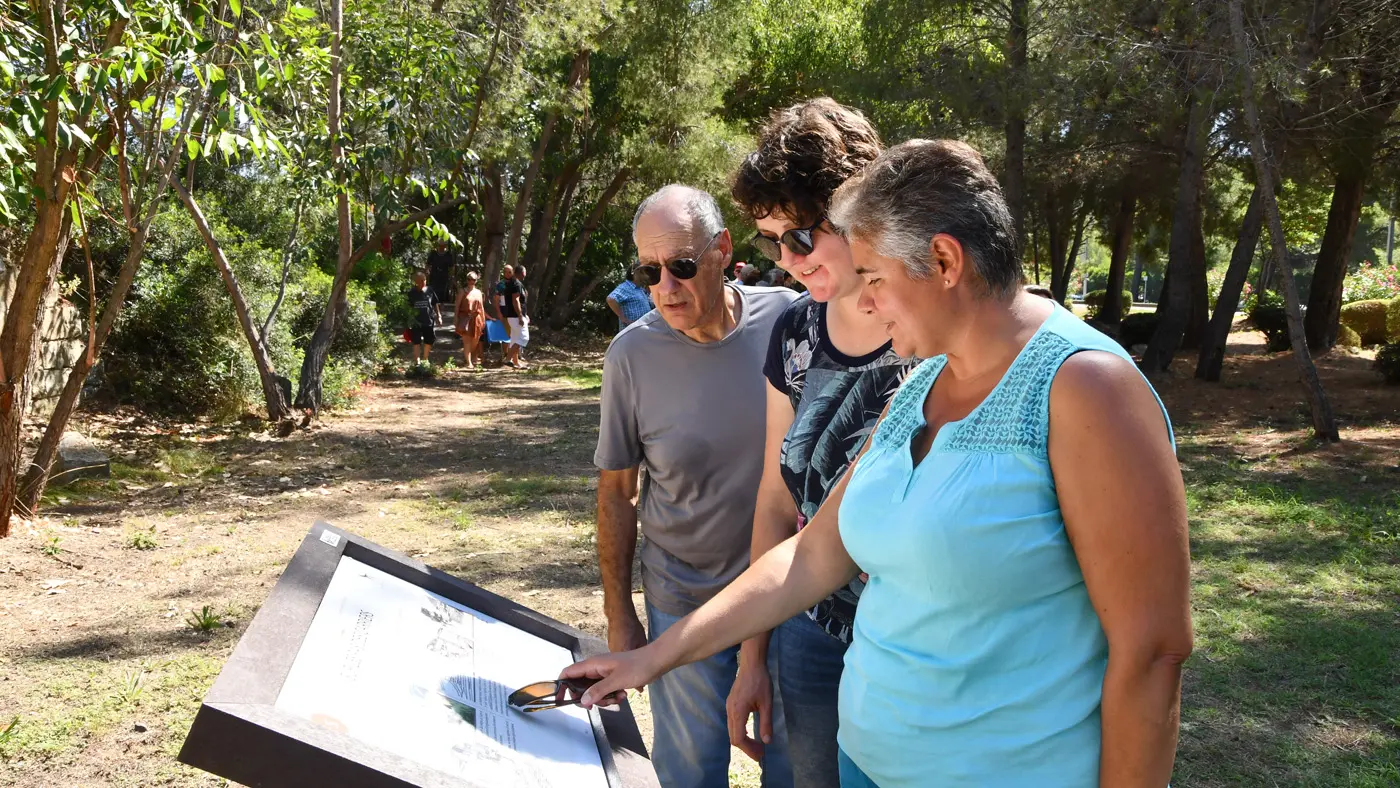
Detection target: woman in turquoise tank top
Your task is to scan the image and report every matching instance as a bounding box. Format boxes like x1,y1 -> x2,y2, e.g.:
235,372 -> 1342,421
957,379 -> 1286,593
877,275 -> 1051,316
565,140 -> 1193,787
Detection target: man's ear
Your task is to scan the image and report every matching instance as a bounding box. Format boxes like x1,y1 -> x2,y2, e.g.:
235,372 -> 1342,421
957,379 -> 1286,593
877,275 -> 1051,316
717,229 -> 734,266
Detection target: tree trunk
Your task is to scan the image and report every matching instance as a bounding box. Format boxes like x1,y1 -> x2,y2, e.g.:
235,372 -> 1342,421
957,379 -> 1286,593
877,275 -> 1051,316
479,163 -> 507,319
0,206 -> 69,534
550,167 -> 631,329
1101,187 -> 1137,327
1142,92 -> 1209,372
1182,194 -> 1210,349
1230,0 -> 1337,441
1196,183 -> 1265,381
528,158 -> 583,313
173,178 -> 290,422
505,51 -> 589,274
1004,0 -> 1029,253
17,118 -> 195,511
537,164 -> 582,315
1303,165 -> 1368,350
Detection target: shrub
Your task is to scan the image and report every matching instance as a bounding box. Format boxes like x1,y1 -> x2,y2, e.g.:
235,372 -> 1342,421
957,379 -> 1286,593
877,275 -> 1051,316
1117,312 -> 1159,349
289,270 -> 390,405
1342,261 -> 1400,304
107,260 -> 260,417
1084,289 -> 1132,318
1248,291 -> 1290,353
1375,342 -> 1400,384
1336,324 -> 1361,349
1338,299 -> 1389,346
1387,297 -> 1400,343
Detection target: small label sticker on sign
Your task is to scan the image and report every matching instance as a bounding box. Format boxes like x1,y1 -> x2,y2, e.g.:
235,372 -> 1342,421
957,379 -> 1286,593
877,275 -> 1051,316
319,530 -> 341,548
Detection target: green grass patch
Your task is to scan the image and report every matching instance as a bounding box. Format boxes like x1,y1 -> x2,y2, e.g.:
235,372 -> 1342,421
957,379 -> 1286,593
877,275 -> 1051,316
1175,437 -> 1400,787
528,365 -> 603,390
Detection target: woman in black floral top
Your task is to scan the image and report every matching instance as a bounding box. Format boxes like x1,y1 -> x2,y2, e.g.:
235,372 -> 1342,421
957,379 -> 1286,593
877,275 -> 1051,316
726,98 -> 916,788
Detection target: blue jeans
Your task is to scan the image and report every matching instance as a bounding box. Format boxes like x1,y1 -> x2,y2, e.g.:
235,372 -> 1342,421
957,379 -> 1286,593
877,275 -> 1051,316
837,747 -> 877,788
775,614 -> 848,788
646,601 -> 792,788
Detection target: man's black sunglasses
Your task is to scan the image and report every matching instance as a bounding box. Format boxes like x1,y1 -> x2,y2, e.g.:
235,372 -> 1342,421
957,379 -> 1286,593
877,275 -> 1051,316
636,232 -> 721,286
750,217 -> 824,262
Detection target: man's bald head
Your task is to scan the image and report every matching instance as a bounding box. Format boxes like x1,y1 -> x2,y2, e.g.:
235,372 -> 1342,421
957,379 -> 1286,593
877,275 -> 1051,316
632,184 -> 725,245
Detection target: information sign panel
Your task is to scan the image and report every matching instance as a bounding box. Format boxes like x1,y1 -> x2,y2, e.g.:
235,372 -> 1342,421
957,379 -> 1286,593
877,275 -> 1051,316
179,522 -> 656,788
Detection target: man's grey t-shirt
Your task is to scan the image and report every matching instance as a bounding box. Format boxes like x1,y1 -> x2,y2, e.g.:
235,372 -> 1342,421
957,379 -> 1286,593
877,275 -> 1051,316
595,283 -> 799,616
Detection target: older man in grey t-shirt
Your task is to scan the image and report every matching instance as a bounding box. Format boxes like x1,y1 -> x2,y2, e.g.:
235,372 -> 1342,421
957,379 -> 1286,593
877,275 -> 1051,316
594,184 -> 797,788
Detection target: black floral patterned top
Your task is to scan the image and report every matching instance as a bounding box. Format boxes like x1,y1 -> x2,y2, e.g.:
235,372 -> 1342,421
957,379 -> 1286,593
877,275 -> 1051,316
762,294 -> 916,643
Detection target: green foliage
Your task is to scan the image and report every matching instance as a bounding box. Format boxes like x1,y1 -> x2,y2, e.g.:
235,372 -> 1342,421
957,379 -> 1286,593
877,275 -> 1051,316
41,534 -> 62,556
1249,291 -> 1291,353
125,528 -> 159,550
1374,343 -> 1400,385
1084,289 -> 1132,319
1336,324 -> 1361,349
0,716 -> 17,747
186,606 -> 223,632
1338,299 -> 1390,346
1387,297 -> 1400,343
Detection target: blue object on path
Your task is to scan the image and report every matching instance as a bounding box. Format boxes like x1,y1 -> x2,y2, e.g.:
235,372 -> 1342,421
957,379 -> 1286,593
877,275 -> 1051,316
485,319 -> 510,343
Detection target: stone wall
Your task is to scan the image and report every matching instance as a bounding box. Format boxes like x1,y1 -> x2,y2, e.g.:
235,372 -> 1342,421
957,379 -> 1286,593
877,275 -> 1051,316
0,266 -> 88,421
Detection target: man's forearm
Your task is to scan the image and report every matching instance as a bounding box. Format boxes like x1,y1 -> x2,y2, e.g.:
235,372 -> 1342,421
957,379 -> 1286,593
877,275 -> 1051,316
1098,651 -> 1186,786
597,488 -> 640,622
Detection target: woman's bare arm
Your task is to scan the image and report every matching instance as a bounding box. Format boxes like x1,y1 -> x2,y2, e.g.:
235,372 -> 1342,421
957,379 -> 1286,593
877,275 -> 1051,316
1050,351 -> 1192,788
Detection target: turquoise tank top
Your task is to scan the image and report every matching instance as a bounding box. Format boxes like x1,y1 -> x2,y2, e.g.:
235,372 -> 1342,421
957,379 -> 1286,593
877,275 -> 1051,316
836,305 -> 1172,787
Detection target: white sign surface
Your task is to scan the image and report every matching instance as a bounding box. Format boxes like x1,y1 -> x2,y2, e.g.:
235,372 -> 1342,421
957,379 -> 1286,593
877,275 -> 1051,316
275,555 -> 609,788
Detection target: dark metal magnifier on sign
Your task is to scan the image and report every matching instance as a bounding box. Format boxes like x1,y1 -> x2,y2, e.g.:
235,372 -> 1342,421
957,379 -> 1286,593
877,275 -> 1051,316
508,677 -> 600,713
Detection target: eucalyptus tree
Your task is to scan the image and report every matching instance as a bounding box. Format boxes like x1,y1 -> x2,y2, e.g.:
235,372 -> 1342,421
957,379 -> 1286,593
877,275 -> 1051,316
0,0 -> 272,536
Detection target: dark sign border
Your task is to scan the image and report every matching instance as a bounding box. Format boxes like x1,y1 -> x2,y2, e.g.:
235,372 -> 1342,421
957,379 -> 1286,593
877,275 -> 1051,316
178,521 -> 657,788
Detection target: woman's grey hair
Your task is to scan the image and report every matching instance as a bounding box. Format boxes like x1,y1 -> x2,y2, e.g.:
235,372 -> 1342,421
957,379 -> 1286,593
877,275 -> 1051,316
829,139 -> 1021,298
633,184 -> 725,243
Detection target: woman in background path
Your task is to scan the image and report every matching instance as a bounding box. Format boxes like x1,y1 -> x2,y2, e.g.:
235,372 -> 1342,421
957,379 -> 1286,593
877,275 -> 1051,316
724,97 -> 915,788
454,271 -> 486,369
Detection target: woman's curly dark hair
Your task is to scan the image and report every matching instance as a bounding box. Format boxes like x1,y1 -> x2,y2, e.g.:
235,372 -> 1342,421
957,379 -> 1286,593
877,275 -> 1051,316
731,97 -> 883,225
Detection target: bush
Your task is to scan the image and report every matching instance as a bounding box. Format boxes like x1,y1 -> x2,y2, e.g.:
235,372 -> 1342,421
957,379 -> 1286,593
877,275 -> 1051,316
107,260 -> 260,417
1336,324 -> 1361,349
1117,312 -> 1159,349
1375,343 -> 1400,384
289,270 -> 389,405
1342,261 -> 1400,304
1387,297 -> 1400,343
1084,289 -> 1132,319
1249,291 -> 1290,353
1338,299 -> 1389,346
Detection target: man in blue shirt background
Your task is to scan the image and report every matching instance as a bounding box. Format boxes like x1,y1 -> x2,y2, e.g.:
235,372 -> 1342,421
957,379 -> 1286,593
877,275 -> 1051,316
606,267 -> 655,333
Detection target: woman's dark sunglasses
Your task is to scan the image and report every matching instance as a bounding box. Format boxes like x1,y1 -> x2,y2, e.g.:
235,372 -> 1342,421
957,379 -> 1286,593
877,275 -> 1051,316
750,217 -> 824,262
635,232 -> 721,286
507,677 -> 599,713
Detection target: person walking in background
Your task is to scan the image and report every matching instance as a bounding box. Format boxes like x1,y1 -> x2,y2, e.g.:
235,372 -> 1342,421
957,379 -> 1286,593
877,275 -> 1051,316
407,270 -> 439,365
742,265 -> 764,287
565,140 -> 1192,788
594,184 -> 798,788
426,240 -> 455,303
494,264 -> 514,320
503,264 -> 530,368
725,97 -> 912,788
606,266 -> 655,333
454,271 -> 486,369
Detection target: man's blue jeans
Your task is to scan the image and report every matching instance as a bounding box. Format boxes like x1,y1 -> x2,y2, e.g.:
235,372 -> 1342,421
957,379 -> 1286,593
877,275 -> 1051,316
646,601 -> 792,788
775,613 -> 848,788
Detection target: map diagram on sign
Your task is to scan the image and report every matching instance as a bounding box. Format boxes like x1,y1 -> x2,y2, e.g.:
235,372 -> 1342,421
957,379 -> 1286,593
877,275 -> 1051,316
275,556 -> 609,788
